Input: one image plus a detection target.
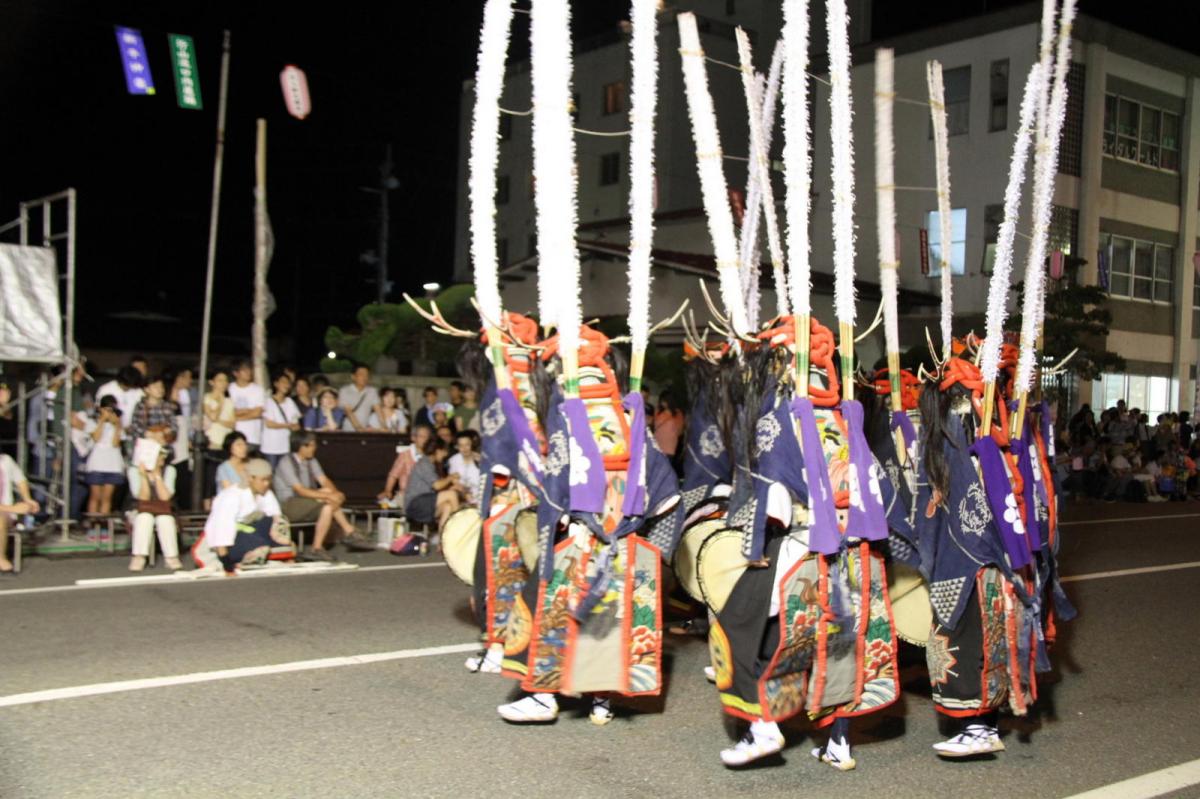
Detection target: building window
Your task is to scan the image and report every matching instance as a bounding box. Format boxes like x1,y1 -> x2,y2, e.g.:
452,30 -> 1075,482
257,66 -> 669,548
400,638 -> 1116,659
600,152 -> 621,186
603,81 -> 625,116
981,204 -> 1003,275
1103,93 -> 1180,173
496,174 -> 510,205
1058,62 -> 1085,176
1104,233 -> 1173,303
1097,373 -> 1172,418
498,237 -> 509,267
499,113 -> 512,142
989,59 -> 1009,132
944,66 -> 971,136
1048,204 -> 1078,256
927,208 -> 967,276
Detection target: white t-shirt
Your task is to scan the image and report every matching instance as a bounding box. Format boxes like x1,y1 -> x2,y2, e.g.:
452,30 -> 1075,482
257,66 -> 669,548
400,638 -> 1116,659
0,454 -> 27,507
262,396 -> 301,456
86,421 -> 125,474
204,486 -> 282,548
448,452 -> 481,506
228,382 -> 266,445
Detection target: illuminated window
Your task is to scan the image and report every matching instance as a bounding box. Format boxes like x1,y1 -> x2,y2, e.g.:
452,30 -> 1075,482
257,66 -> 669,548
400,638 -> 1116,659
927,208 -> 967,276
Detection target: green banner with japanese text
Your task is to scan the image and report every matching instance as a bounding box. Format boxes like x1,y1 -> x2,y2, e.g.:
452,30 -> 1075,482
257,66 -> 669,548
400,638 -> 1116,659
168,34 -> 202,110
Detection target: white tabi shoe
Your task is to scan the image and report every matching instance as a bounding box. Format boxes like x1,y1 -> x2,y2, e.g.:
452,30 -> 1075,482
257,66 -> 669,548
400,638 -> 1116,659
465,645 -> 502,674
720,721 -> 784,767
704,666 -> 716,683
932,724 -> 1005,758
589,697 -> 614,726
811,734 -> 856,771
497,693 -> 558,723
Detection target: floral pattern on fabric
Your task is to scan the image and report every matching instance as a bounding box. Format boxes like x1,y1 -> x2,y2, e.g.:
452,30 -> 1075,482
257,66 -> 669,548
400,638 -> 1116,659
760,556 -> 822,722
484,504 -> 529,647
833,548 -> 899,716
979,567 -> 1012,712
627,538 -> 663,694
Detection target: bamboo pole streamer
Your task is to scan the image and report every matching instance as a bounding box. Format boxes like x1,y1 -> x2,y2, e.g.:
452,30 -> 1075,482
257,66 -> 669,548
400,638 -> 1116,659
252,119 -> 271,390
978,64 -> 1044,435
531,0 -> 582,393
826,0 -> 857,401
926,61 -> 953,363
736,28 -> 789,328
677,12 -> 750,339
1014,0 -> 1077,436
782,0 -> 812,396
468,0 -> 517,390
627,0 -> 659,392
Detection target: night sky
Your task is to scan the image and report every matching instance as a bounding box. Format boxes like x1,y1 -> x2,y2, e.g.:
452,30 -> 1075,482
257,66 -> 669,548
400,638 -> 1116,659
0,0 -> 1195,368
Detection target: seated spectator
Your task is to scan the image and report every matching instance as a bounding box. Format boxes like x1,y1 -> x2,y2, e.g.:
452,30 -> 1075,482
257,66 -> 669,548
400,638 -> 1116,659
273,431 -> 370,560
454,384 -> 479,432
1132,451 -> 1167,502
413,386 -> 439,429
403,439 -> 458,531
216,431 -> 250,492
292,376 -> 314,419
0,453 -> 39,575
129,373 -> 179,445
126,446 -> 182,572
447,431 -> 482,507
340,364 -> 381,432
196,458 -> 293,574
378,425 -> 432,505
1103,446 -> 1134,502
435,423 -> 455,447
368,387 -> 408,433
85,395 -> 126,520
262,370 -> 301,468
303,387 -> 346,431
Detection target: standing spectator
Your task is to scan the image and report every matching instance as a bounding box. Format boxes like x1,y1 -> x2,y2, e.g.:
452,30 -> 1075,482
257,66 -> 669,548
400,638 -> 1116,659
303,387 -> 346,431
1068,404 -> 1097,447
378,425 -> 431,504
126,447 -> 182,572
403,438 -> 458,530
96,366 -> 145,432
1179,411 -> 1194,450
368,387 -> 407,433
202,368 -> 236,499
262,370 -> 301,467
227,359 -> 265,451
413,386 -> 439,429
447,431 -> 482,507
164,368 -> 194,508
129,374 -> 179,446
215,431 -> 250,492
273,431 -> 367,560
1154,414 -> 1176,453
129,355 -> 149,380
339,364 -> 381,432
292,376 -> 314,419
454,384 -> 479,432
447,381 -> 465,425
85,395 -> 125,519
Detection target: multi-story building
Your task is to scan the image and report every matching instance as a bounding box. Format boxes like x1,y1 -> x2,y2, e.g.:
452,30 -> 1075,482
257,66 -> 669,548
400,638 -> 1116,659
452,1 -> 1200,415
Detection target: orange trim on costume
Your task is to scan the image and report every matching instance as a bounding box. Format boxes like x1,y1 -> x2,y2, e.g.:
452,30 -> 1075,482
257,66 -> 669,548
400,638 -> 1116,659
622,535 -> 665,698
936,705 -> 996,719
621,536 -> 634,695
852,543 -> 869,704
559,537 -> 593,696
1003,578 -> 1028,715
756,554 -> 812,723
808,555 -> 833,715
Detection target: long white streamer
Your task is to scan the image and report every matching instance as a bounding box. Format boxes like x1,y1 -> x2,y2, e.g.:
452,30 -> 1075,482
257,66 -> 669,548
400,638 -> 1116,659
979,64 -> 1043,385
827,0 -> 856,327
627,0 -> 659,358
678,12 -> 750,337
1016,0 -> 1077,394
927,60 -> 953,357
467,0 -> 515,327
874,48 -> 898,357
531,0 -> 580,348
739,71 -> 766,326
782,0 -> 812,318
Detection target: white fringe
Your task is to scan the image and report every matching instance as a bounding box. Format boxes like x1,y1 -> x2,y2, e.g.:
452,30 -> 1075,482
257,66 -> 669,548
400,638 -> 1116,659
739,71 -> 765,328
782,0 -> 812,317
979,64 -> 1043,385
827,0 -> 857,326
874,48 -> 898,357
531,0 -> 581,349
1016,0 -> 1076,394
926,60 -> 953,358
627,0 -> 659,358
678,12 -> 750,337
467,0 -> 515,328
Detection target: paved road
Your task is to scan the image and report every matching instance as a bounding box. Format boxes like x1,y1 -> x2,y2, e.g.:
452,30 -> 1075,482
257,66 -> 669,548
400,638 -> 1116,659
1,503 -> 1198,798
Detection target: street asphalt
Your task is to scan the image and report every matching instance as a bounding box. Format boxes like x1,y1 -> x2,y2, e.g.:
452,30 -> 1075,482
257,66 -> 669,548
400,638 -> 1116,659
0,501 -> 1198,798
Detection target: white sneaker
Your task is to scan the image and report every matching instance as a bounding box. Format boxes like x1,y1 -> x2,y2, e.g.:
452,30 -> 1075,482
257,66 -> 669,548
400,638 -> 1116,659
704,666 -> 716,683
498,693 -> 558,723
589,697 -> 614,726
165,557 -> 183,571
932,724 -> 1005,758
128,556 -> 147,572
720,721 -> 784,767
812,736 -> 857,771
465,646 -> 502,674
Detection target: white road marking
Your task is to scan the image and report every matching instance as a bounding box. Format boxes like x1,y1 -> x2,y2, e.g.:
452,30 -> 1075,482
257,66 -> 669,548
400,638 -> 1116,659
0,642 -> 480,708
1062,757 -> 1200,799
1059,512 -> 1200,526
1061,561 -> 1200,583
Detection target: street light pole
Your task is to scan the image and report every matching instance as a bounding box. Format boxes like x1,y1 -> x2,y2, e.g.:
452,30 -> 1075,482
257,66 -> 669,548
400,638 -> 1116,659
378,144 -> 392,304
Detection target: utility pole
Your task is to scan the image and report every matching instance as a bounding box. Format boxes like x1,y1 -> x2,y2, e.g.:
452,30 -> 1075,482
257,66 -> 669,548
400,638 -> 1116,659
361,145 -> 399,304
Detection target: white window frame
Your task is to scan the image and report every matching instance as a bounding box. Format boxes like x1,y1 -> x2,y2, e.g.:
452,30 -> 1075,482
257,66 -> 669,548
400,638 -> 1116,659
1102,93 -> 1181,174
1104,233 -> 1174,305
927,208 -> 968,277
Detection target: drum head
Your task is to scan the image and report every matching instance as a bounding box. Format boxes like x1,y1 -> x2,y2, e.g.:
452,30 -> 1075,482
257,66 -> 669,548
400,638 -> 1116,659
514,508 -> 539,570
441,507 -> 482,586
888,561 -> 932,646
696,528 -> 749,614
672,518 -> 725,604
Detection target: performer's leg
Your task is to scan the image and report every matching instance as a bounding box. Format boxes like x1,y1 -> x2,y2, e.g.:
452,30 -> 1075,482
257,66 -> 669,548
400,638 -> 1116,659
812,716 -> 856,771
933,711 -> 1004,758
589,695 -> 614,726
497,692 -> 558,723
719,717 -> 784,767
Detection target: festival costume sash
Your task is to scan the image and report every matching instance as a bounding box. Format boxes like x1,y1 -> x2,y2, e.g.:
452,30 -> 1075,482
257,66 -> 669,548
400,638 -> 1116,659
791,397 -> 841,557
621,392 -> 648,517
562,397 -> 607,514
970,436 -> 1032,570
841,400 -> 888,543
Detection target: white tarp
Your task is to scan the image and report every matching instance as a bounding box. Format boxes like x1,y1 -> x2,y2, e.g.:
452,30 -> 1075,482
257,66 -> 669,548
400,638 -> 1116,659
0,244 -> 63,363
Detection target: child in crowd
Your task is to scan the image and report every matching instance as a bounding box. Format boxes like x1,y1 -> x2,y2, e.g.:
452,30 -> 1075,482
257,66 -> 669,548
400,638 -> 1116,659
85,395 -> 125,520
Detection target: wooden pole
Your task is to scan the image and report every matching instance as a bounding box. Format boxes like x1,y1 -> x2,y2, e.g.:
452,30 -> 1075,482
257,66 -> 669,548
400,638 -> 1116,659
252,119 -> 270,389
